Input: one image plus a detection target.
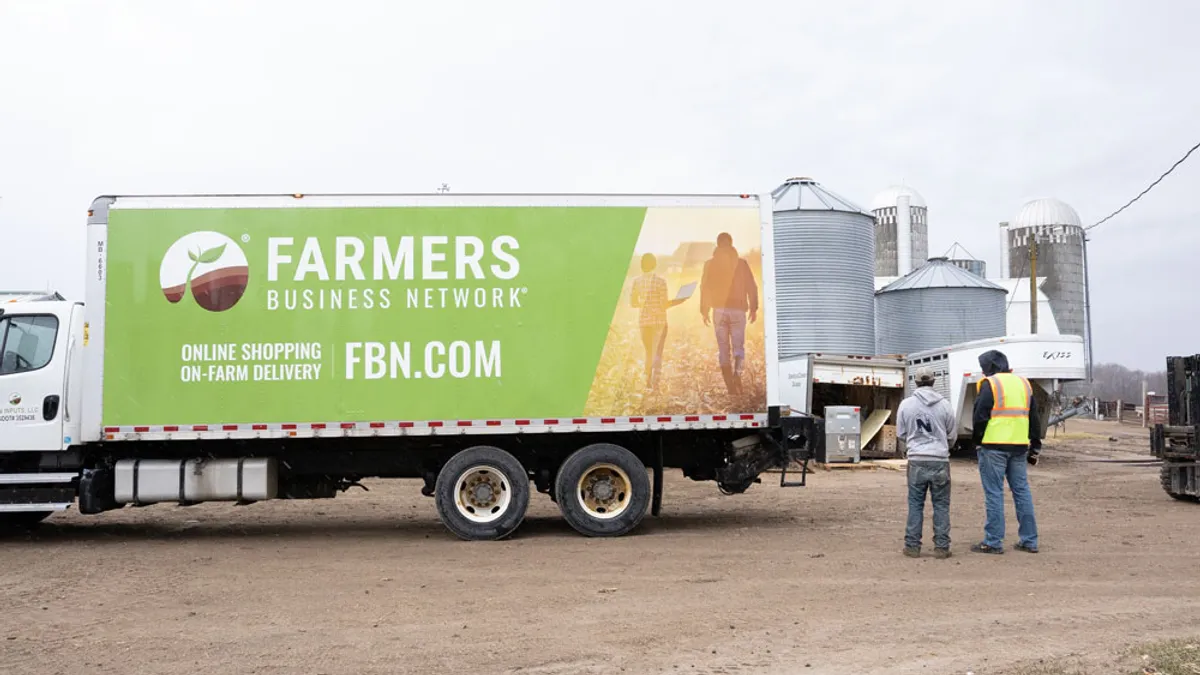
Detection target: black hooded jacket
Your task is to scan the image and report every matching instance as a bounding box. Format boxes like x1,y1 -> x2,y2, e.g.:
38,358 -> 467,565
971,350 -> 1042,452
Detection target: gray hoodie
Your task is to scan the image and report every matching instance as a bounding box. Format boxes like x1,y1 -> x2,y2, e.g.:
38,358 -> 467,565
896,386 -> 956,462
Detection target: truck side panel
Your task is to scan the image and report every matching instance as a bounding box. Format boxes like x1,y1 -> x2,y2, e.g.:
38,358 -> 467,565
82,199 -> 112,442
90,194 -> 775,440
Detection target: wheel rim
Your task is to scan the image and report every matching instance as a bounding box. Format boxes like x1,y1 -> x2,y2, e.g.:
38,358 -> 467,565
454,465 -> 512,523
576,463 -> 632,520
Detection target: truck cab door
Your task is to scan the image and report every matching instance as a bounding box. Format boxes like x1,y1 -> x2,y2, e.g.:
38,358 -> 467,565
0,302 -> 72,453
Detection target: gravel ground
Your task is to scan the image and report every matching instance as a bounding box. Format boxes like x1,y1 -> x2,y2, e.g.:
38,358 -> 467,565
2,419 -> 1198,675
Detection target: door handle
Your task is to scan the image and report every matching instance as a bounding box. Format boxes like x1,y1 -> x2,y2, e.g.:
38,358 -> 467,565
43,395 -> 60,421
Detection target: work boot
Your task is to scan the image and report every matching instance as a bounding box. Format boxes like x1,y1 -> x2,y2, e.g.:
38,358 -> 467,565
903,546 -> 920,558
934,548 -> 952,559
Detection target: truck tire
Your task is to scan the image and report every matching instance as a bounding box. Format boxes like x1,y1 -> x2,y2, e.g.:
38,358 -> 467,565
434,446 -> 530,541
1160,464 -> 1199,502
555,443 -> 650,537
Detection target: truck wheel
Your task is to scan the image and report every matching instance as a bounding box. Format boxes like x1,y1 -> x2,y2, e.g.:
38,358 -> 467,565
434,446 -> 530,541
555,443 -> 650,537
1160,465 -> 1199,502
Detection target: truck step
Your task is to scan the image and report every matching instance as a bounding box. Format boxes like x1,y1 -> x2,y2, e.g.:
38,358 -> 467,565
0,502 -> 73,513
0,472 -> 79,485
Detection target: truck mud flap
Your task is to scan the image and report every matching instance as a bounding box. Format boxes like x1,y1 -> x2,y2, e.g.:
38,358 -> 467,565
78,466 -> 120,515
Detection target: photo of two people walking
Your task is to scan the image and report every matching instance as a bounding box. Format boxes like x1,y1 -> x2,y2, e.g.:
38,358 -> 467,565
584,208 -> 765,417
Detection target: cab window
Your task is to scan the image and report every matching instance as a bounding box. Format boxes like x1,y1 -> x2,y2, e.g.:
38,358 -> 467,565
0,315 -> 60,375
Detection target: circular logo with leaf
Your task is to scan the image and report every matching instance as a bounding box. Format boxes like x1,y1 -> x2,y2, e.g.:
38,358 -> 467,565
8,393 -> 20,406
160,232 -> 250,312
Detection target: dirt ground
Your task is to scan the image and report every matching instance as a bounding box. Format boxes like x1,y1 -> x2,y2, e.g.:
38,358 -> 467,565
3,419 -> 1199,675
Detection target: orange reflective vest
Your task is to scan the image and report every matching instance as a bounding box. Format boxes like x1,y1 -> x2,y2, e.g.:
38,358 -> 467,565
978,372 -> 1032,445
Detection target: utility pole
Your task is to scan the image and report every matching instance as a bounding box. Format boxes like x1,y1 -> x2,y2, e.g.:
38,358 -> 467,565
1082,233 -> 1094,382
1029,234 -> 1038,334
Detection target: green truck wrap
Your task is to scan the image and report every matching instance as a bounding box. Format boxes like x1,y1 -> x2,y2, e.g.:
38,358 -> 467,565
101,202 -> 768,427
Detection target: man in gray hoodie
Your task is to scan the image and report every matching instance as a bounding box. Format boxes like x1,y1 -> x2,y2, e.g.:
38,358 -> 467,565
897,366 -> 957,559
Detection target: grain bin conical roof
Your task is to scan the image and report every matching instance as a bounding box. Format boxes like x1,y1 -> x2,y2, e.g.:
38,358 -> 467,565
877,257 -> 1004,294
771,176 -> 872,215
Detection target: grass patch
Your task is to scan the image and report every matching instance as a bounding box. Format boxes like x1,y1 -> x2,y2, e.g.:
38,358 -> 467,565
1129,637 -> 1200,674
999,637 -> 1200,674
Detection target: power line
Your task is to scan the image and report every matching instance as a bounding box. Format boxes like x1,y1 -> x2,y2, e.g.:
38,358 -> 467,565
1086,139 -> 1200,231
1005,253 -> 1028,314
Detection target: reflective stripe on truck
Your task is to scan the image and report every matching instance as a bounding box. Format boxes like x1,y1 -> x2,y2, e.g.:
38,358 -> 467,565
101,413 -> 769,440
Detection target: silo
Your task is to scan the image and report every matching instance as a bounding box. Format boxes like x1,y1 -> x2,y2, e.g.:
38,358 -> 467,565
871,185 -> 929,276
1006,198 -> 1086,337
771,177 -> 876,357
875,257 -> 1008,355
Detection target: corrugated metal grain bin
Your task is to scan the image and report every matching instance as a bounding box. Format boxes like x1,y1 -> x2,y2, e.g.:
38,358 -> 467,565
771,177 -> 876,358
875,257 -> 1007,355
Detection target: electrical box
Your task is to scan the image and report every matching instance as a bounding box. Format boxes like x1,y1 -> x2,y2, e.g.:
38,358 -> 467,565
821,406 -> 862,463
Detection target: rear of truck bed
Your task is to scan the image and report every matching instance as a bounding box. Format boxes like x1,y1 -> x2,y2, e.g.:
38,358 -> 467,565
0,192 -> 822,538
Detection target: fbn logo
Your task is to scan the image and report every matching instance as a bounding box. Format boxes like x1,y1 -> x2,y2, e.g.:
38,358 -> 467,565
160,231 -> 250,312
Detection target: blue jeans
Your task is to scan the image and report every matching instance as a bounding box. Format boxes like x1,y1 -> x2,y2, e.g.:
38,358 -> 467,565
977,448 -> 1038,550
906,460 -> 951,549
713,308 -> 747,368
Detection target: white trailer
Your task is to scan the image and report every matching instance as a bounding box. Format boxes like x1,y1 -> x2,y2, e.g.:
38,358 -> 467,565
904,334 -> 1087,450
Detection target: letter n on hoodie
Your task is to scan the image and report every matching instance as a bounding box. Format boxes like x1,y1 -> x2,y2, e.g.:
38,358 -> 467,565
897,387 -> 957,461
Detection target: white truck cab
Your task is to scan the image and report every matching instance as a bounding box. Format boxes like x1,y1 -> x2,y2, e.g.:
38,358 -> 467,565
0,292 -> 85,520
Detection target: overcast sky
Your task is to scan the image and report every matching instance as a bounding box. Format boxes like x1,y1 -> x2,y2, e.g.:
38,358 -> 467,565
0,0 -> 1194,371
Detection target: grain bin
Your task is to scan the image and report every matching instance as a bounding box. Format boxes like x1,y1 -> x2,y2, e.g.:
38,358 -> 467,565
770,177 -> 876,357
875,257 -> 1008,355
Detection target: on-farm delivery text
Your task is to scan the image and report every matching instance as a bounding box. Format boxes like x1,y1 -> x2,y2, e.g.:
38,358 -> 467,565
177,340 -> 502,383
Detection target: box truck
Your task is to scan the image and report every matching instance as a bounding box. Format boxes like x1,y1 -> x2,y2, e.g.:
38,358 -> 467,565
0,192 -> 821,539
